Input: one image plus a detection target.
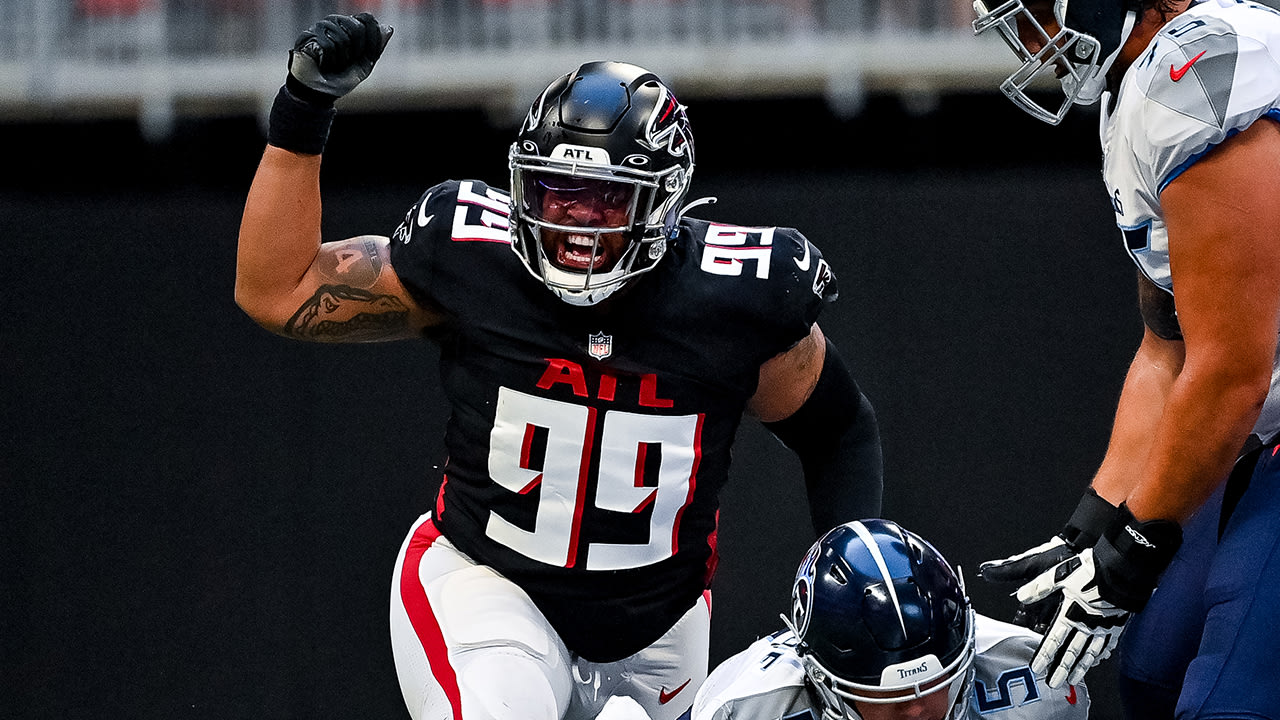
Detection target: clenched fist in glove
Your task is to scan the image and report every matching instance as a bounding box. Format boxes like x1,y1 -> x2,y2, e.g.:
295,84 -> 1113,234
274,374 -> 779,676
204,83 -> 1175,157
288,13 -> 393,102
269,12 -> 393,155
978,487 -> 1119,632
1014,503 -> 1182,688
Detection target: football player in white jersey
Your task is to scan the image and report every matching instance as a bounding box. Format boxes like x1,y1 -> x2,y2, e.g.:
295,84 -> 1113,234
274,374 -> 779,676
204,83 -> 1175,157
691,520 -> 1090,720
973,0 -> 1280,718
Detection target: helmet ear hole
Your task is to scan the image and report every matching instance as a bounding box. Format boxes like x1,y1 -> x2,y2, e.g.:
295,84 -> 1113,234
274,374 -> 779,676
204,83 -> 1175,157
829,564 -> 849,585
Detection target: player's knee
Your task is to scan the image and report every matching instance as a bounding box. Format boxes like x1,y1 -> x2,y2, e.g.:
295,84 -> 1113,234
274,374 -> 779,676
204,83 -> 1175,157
455,649 -> 570,720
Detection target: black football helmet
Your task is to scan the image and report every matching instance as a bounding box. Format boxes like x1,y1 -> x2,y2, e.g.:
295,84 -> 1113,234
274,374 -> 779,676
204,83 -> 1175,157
788,520 -> 976,720
973,0 -> 1141,124
509,61 -> 695,306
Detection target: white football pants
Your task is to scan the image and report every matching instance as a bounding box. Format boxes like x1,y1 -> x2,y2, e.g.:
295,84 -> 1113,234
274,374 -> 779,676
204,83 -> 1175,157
390,512 -> 710,720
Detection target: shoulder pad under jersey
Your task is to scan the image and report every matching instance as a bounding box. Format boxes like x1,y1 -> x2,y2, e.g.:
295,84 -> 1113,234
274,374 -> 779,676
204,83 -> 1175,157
388,179 -> 513,311
680,218 -> 838,351
1127,6 -> 1280,190
693,631 -> 809,720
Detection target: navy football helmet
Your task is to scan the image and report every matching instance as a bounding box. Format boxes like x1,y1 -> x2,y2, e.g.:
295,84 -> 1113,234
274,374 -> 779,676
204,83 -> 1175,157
973,0 -> 1141,123
788,520 -> 976,720
509,61 -> 695,306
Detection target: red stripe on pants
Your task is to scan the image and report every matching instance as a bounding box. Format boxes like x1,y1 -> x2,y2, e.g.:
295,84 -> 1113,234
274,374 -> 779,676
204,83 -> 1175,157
400,518 -> 464,719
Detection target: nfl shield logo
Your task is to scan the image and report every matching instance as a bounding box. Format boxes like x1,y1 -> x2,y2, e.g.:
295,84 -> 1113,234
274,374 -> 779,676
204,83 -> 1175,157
588,332 -> 613,360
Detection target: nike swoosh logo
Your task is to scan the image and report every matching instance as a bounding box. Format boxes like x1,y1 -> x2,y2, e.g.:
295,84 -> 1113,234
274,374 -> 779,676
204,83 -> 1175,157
417,190 -> 436,227
658,678 -> 692,704
793,241 -> 811,271
1170,50 -> 1207,81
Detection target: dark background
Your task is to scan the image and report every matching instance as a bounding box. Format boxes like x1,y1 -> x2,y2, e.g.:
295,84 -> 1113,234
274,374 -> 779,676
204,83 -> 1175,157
5,91 -> 1138,718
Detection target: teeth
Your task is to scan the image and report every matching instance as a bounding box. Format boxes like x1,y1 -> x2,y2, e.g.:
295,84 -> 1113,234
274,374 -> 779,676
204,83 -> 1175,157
565,234 -> 601,260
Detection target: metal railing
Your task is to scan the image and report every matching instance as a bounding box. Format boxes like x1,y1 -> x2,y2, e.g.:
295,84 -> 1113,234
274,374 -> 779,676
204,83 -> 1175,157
1,0 -> 1018,139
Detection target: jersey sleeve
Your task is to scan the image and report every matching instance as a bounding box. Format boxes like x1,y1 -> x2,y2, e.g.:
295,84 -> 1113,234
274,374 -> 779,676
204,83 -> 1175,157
387,179 -> 515,315
689,219 -> 838,358
1130,14 -> 1280,193
692,633 -> 811,720
768,226 -> 838,345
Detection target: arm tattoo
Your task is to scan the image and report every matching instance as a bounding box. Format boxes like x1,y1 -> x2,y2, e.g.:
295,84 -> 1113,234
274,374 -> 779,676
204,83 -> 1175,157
317,236 -> 383,286
1137,271 -> 1183,341
284,284 -> 411,341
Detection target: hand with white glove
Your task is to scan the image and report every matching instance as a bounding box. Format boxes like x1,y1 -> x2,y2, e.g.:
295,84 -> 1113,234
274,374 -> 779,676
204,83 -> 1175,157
1017,503 -> 1181,688
978,487 -> 1119,632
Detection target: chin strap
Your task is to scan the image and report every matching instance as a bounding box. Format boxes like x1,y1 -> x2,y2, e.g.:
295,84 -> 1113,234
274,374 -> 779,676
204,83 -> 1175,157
676,196 -> 717,218
1072,9 -> 1138,105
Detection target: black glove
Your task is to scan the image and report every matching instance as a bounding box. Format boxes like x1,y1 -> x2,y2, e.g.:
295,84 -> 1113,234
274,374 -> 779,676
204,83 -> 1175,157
268,13 -> 393,155
978,487 -> 1118,632
1016,503 -> 1181,687
287,12 -> 393,104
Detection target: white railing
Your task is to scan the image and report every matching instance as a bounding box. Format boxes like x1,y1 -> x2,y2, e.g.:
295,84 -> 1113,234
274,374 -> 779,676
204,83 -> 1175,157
0,0 -> 1019,139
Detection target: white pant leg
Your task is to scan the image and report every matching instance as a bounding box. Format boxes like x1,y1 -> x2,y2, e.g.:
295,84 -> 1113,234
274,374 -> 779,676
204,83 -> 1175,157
390,513 -> 575,720
570,591 -> 712,720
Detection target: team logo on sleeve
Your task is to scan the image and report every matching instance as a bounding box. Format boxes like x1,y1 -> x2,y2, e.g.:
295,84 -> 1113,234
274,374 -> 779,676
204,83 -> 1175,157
587,332 -> 613,360
812,258 -> 835,299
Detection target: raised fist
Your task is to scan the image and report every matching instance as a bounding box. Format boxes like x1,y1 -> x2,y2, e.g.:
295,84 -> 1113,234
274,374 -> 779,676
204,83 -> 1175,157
287,13 -> 393,101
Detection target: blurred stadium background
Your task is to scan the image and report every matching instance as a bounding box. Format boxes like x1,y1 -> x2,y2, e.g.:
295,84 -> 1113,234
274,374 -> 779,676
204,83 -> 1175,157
12,1 -> 1275,718
4,0 -> 1003,137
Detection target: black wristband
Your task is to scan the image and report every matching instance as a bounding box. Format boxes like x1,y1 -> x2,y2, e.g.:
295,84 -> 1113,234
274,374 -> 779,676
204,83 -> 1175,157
267,84 -> 337,156
1094,503 -> 1182,611
285,73 -> 339,107
1060,487 -> 1120,551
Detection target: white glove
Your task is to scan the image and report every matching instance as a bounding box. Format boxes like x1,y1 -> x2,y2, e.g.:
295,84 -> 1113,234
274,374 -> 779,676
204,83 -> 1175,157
978,488 -> 1120,633
1015,548 -> 1127,688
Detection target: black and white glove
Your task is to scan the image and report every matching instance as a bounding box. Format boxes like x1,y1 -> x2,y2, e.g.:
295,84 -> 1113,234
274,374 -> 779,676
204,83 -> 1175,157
1016,504 -> 1182,688
978,487 -> 1119,631
269,12 -> 393,154
287,13 -> 393,102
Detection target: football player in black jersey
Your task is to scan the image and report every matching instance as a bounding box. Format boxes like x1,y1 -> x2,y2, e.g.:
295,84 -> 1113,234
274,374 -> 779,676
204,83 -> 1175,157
235,13 -> 882,720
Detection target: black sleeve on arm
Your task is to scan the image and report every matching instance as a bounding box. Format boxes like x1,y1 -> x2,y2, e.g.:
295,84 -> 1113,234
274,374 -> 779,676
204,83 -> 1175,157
762,339 -> 884,536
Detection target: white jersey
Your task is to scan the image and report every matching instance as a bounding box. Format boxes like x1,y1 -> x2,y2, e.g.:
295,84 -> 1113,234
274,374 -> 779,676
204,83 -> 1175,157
690,615 -> 1089,720
1101,0 -> 1280,442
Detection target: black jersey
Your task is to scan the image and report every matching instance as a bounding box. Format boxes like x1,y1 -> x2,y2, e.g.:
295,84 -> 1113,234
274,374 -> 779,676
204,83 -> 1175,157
388,179 -> 837,661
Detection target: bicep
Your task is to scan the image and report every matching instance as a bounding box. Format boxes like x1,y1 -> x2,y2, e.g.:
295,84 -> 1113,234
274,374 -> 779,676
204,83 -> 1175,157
1161,118 -> 1280,376
271,235 -> 444,342
748,323 -> 825,423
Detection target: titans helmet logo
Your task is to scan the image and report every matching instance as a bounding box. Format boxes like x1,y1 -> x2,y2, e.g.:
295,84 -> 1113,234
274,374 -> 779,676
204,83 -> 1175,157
792,543 -> 820,639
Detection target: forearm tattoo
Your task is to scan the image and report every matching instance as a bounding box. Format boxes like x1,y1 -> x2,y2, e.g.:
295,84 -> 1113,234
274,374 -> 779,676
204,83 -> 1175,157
283,236 -> 411,341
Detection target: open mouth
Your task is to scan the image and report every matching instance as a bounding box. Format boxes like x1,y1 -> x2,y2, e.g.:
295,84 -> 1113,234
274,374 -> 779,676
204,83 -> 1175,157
552,232 -> 610,271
